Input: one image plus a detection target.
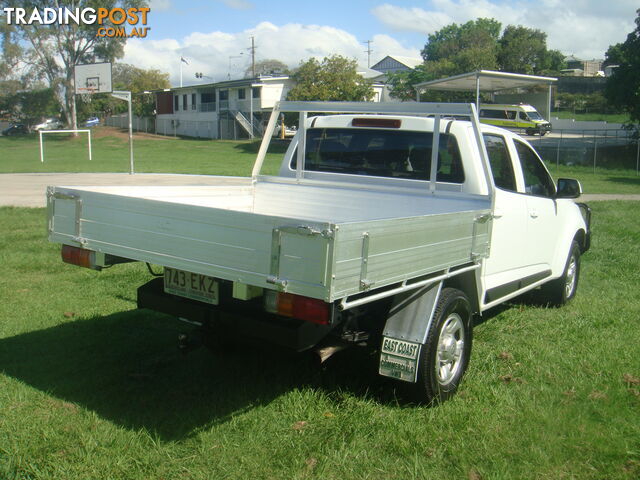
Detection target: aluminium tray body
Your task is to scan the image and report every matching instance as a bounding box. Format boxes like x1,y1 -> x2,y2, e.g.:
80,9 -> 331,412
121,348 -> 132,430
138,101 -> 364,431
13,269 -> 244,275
48,178 -> 491,302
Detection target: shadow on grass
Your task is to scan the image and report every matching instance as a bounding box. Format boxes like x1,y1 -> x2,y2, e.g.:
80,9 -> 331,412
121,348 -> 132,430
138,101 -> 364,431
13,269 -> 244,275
233,139 -> 290,155
606,176 -> 640,186
0,310 -> 311,440
0,308 -> 393,440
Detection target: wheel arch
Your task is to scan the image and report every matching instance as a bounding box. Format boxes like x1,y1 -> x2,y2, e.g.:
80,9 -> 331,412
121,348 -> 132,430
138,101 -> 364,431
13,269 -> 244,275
443,269 -> 480,315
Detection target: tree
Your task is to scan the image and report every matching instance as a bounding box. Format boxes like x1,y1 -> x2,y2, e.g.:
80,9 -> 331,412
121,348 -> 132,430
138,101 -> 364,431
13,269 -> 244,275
498,25 -> 550,74
388,19 -> 501,101
244,59 -> 288,78
287,55 -> 373,102
0,0 -> 147,130
421,18 -> 501,73
605,9 -> 640,127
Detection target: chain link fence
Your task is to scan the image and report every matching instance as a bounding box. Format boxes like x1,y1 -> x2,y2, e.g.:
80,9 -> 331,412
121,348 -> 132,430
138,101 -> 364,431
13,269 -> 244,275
528,128 -> 639,173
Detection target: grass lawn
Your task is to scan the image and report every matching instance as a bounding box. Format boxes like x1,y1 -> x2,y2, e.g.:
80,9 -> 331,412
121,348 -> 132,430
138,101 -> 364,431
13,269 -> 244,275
546,164 -> 640,195
0,128 -> 286,176
552,111 -> 630,123
0,202 -> 639,479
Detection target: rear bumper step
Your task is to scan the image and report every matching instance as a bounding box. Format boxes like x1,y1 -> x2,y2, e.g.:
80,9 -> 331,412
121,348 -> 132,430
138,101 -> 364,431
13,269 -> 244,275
137,278 -> 332,351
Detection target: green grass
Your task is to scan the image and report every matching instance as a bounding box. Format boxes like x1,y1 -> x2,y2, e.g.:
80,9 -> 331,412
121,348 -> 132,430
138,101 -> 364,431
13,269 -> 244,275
1,204 -> 639,479
0,128 -> 285,176
547,164 -> 640,194
553,111 -> 630,123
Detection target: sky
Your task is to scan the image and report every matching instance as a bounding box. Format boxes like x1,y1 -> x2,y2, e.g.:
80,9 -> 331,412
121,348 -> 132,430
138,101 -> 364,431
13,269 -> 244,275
123,0 -> 639,86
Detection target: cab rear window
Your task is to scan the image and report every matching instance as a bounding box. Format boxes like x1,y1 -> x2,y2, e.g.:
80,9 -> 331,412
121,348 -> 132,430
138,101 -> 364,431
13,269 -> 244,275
291,127 -> 465,184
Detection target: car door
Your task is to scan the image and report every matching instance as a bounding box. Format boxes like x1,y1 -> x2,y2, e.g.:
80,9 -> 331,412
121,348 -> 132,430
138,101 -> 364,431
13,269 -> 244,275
512,139 -> 559,276
481,133 -> 530,303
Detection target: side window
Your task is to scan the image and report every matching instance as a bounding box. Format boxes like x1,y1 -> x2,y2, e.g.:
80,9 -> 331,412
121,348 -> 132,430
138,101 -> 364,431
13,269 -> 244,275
483,134 -> 517,192
514,141 -> 555,197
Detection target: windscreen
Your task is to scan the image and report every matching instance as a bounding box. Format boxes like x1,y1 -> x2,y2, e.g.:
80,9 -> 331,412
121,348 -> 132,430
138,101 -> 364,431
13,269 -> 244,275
526,111 -> 543,120
293,127 -> 465,183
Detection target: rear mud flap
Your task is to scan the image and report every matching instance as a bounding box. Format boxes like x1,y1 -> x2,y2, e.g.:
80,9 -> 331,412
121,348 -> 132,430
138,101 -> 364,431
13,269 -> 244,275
378,281 -> 442,383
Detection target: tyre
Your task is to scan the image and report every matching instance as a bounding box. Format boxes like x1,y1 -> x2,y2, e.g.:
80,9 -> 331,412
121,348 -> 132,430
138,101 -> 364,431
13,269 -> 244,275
539,240 -> 581,307
413,287 -> 473,405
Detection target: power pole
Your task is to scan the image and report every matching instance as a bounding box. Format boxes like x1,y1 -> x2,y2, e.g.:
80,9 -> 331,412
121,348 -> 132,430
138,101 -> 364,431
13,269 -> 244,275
249,36 -> 257,77
363,40 -> 373,68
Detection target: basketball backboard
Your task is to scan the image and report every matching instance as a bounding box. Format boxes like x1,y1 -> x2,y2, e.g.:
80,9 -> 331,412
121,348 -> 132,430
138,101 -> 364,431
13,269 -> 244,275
74,62 -> 112,94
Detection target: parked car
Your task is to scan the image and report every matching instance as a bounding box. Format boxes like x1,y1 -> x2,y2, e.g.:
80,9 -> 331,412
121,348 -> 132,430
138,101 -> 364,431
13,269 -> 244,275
2,123 -> 29,136
33,118 -> 63,131
84,116 -> 100,128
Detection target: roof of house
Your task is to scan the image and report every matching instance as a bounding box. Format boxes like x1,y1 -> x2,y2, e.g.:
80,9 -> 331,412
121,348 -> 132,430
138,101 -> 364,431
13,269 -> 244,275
371,55 -> 423,71
152,75 -> 290,93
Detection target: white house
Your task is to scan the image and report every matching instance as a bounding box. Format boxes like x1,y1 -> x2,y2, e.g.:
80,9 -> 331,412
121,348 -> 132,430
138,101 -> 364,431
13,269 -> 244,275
154,75 -> 293,139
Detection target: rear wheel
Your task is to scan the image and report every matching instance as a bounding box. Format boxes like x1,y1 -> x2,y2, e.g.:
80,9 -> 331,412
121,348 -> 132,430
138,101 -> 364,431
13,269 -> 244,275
413,288 -> 473,405
540,241 -> 581,306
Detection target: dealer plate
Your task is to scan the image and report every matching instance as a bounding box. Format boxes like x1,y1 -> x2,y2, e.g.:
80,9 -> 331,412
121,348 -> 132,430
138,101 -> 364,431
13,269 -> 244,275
379,337 -> 421,383
164,267 -> 219,305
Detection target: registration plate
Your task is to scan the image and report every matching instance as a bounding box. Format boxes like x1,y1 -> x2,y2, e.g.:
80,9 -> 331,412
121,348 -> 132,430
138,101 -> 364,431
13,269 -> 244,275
379,337 -> 421,383
164,267 -> 219,305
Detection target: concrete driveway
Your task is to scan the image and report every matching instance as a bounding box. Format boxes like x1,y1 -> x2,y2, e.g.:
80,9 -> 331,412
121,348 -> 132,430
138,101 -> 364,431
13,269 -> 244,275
0,173 -> 638,207
0,173 -> 251,207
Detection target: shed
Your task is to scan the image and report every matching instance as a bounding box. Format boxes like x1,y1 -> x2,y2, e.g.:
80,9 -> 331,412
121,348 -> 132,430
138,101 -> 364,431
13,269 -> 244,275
414,70 -> 557,119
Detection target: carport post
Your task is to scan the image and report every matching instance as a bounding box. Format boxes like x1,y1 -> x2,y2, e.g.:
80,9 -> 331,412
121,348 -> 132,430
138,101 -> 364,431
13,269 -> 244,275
475,74 -> 480,111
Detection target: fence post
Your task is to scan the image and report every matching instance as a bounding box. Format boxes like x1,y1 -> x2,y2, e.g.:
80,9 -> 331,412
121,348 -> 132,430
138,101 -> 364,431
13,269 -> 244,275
556,130 -> 562,166
636,138 -> 639,176
593,134 -> 597,173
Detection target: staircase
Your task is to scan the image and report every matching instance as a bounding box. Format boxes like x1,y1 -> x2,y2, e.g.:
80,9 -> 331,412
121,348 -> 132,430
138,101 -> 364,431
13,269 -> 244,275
231,110 -> 262,138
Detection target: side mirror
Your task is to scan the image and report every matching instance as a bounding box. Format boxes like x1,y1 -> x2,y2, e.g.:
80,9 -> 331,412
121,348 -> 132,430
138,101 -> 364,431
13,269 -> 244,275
556,178 -> 582,199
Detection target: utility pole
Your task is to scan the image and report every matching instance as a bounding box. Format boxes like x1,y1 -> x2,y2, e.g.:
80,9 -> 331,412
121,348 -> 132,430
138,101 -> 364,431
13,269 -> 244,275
363,40 -> 373,68
249,36 -> 257,77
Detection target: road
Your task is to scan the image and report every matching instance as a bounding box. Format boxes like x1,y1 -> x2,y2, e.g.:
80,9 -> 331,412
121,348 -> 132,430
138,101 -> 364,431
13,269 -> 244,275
0,173 -> 250,207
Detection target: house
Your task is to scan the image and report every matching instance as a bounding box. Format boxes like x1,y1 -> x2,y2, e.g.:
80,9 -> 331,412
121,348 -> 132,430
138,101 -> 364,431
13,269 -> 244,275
370,55 -> 423,75
153,67 -> 396,139
154,75 -> 293,139
564,56 -> 604,77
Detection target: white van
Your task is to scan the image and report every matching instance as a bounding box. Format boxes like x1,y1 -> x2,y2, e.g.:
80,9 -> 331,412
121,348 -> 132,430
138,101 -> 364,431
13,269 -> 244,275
479,104 -> 551,136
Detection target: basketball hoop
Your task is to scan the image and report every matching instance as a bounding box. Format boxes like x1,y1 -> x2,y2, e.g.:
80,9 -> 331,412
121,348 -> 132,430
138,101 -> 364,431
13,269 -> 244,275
78,87 -> 97,103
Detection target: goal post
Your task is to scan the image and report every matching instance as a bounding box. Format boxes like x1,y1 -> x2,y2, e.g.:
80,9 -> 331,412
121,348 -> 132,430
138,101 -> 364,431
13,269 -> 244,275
39,129 -> 92,163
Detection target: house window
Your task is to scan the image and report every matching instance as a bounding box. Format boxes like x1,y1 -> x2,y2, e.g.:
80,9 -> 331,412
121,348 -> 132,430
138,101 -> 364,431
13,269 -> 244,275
182,94 -> 187,110
219,90 -> 228,101
191,93 -> 196,110
252,87 -> 260,98
238,88 -> 246,100
174,95 -> 179,111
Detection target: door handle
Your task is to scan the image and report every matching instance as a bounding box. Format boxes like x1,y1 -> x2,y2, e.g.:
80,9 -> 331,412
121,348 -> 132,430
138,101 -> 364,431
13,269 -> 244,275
493,208 -> 504,219
529,209 -> 538,218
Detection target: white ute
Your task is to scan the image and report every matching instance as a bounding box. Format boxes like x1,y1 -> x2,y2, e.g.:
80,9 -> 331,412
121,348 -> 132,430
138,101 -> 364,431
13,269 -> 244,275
47,102 -> 591,404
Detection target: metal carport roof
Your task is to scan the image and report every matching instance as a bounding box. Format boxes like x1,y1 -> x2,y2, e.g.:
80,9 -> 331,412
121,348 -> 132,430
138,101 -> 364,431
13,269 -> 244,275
414,70 -> 557,118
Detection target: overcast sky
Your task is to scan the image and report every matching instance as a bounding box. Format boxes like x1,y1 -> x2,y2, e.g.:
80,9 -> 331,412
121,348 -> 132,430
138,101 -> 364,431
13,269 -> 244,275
125,0 -> 638,85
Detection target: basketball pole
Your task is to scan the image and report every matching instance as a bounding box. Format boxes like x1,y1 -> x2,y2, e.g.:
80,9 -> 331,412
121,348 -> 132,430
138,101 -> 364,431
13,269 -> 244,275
111,91 -> 134,174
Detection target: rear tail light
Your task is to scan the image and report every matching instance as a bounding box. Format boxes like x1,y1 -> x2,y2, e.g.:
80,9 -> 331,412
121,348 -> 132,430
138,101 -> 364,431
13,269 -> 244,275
264,291 -> 330,325
61,245 -> 100,270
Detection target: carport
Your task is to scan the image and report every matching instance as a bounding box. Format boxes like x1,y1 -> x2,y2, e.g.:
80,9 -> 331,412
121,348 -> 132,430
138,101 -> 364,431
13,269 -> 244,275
414,70 -> 557,119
